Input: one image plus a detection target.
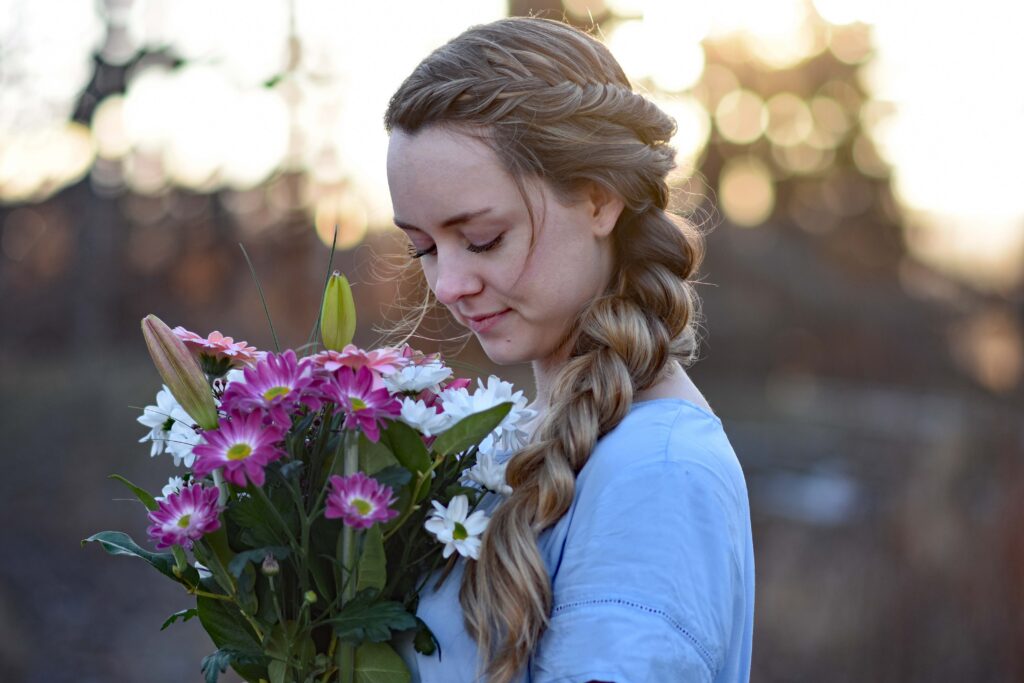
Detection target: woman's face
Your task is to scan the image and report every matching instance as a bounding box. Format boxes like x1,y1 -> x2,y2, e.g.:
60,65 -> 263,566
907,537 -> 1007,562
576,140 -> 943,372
386,125 -> 623,367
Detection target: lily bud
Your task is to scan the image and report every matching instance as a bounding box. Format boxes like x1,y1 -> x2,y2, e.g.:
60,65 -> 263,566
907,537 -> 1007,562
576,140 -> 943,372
142,314 -> 219,431
320,272 -> 356,351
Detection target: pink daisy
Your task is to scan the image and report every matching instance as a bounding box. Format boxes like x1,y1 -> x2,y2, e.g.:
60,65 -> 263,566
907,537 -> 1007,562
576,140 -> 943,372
173,327 -> 261,366
325,472 -> 399,529
191,410 -> 287,487
310,345 -> 407,390
146,483 -> 222,550
318,366 -> 401,443
220,350 -> 321,429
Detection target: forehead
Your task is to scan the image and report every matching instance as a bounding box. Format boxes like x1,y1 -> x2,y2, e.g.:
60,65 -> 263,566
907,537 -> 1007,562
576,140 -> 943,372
386,126 -> 526,224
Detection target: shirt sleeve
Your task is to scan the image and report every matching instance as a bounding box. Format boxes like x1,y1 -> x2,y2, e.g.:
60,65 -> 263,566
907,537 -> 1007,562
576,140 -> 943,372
530,455 -> 743,683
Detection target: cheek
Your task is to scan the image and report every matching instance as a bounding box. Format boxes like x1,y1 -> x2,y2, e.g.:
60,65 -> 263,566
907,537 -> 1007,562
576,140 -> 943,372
419,261 -> 438,293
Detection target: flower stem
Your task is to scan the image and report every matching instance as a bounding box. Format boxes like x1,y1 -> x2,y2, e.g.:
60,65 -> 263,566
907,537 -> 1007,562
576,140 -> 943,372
337,431 -> 360,683
382,454 -> 443,542
319,635 -> 339,683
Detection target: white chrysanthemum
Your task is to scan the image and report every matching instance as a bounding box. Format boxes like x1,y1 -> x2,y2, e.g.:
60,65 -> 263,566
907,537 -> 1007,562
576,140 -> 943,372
224,367 -> 246,387
440,375 -> 537,452
462,450 -> 512,496
166,420 -> 202,468
156,475 -> 185,502
424,495 -> 489,560
383,361 -> 453,394
137,386 -> 193,458
399,398 -> 452,437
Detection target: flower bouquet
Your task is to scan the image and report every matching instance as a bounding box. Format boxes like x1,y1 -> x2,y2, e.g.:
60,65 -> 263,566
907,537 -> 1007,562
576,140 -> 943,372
83,272 -> 534,683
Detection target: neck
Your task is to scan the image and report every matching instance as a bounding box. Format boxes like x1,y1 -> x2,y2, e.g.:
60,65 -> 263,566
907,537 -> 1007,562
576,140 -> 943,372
529,357 -> 557,417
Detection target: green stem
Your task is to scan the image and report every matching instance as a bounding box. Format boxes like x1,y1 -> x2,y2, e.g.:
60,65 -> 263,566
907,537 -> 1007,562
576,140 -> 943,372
190,588 -> 233,602
382,454 -> 444,542
251,483 -> 302,553
239,242 -> 280,352
319,635 -> 339,683
337,431 -> 360,683
307,407 -> 334,497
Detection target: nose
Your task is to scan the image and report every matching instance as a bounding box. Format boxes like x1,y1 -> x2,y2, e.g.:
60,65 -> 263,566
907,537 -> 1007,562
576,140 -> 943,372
431,248 -> 483,307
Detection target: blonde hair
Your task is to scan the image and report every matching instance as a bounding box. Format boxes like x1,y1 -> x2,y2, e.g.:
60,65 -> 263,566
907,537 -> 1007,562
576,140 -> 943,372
383,17 -> 705,682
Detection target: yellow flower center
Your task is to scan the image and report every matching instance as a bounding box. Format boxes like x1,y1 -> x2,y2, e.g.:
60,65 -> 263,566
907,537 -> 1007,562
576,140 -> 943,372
263,386 -> 290,401
350,397 -> 367,411
227,443 -> 253,460
453,522 -> 468,541
352,498 -> 372,515
177,514 -> 192,528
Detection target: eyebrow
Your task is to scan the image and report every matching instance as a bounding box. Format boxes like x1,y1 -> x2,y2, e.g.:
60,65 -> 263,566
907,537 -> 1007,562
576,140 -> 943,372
393,208 -> 493,232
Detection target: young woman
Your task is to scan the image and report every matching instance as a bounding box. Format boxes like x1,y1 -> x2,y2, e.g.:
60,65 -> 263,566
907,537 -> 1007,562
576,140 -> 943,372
383,17 -> 754,683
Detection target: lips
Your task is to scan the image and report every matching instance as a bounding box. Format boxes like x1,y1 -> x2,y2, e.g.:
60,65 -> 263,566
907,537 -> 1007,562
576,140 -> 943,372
465,308 -> 511,333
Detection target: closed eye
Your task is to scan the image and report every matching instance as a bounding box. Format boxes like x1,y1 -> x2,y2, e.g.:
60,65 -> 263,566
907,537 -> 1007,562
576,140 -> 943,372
407,234 -> 504,260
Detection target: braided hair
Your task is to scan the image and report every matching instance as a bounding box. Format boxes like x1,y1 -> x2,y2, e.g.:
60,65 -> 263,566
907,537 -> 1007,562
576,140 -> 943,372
383,17 -> 705,682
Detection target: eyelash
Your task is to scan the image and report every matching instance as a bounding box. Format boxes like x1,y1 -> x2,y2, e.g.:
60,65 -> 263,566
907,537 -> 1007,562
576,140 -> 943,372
406,234 -> 504,259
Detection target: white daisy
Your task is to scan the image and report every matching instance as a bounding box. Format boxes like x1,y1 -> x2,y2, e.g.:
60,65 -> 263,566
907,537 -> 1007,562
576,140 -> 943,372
155,475 -> 185,502
424,495 -> 489,560
166,420 -> 202,468
462,450 -> 512,496
440,375 -> 537,452
223,367 -> 247,388
383,361 -> 453,394
399,398 -> 452,437
137,386 -> 193,458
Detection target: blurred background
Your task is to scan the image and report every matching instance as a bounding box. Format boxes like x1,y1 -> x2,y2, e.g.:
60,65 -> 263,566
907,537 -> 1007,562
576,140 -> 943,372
1,0 -> 1022,681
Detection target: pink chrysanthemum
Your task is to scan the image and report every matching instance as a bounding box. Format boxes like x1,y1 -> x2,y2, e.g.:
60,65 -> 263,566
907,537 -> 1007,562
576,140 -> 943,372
310,345 -> 407,390
325,472 -> 399,529
173,327 -> 261,366
146,483 -> 222,550
220,350 -> 321,429
318,366 -> 401,442
192,410 -> 287,487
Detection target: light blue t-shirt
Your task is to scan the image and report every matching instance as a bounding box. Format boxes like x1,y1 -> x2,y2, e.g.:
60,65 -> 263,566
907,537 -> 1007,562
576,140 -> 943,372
397,398 -> 755,682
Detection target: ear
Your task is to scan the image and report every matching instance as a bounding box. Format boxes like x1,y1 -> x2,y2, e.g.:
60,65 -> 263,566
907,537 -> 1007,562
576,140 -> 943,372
584,181 -> 625,238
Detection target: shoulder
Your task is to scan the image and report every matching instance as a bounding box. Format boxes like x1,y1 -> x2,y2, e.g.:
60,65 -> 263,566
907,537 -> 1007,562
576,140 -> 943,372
532,401 -> 752,681
580,398 -> 747,510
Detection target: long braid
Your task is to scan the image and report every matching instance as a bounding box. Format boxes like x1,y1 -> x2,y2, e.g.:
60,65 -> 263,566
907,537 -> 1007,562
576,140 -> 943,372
383,17 -> 705,681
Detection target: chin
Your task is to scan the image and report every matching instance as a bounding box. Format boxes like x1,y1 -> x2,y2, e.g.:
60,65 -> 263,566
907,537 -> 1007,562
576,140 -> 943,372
477,339 -> 534,366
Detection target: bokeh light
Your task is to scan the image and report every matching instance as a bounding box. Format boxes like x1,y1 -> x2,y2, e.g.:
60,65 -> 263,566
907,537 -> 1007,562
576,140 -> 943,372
0,0 -> 1020,291
719,156 -> 775,227
715,90 -> 768,145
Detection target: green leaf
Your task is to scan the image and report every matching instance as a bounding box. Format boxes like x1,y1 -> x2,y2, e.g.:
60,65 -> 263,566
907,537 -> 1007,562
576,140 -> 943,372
329,592 -> 417,645
227,546 -> 291,578
228,489 -> 295,548
355,642 -> 411,683
268,659 -> 288,683
431,402 -> 513,457
81,531 -> 199,586
236,563 -> 258,617
359,432 -> 400,475
381,420 -> 431,474
412,618 -> 439,657
160,608 -> 198,631
108,474 -> 159,511
200,648 -> 266,683
369,465 -> 412,492
197,595 -> 261,653
356,525 -> 386,593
